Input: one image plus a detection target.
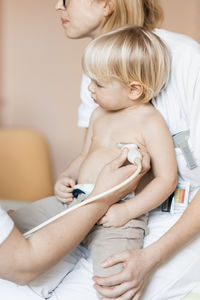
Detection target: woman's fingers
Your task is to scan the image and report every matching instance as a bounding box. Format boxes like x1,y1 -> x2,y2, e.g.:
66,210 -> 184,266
132,289 -> 143,300
101,251 -> 130,269
110,148 -> 137,176
111,148 -> 129,168
95,281 -> 135,298
139,148 -> 150,175
101,287 -> 139,300
94,248 -> 155,299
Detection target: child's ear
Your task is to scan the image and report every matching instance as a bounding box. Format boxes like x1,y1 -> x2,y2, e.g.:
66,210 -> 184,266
128,81 -> 143,100
103,0 -> 115,17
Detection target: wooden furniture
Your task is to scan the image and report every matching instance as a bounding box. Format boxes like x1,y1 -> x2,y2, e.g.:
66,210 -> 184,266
0,128 -> 54,201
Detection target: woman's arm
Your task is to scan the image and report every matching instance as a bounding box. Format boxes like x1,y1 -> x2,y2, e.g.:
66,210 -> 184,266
0,148 -> 149,285
93,190 -> 200,299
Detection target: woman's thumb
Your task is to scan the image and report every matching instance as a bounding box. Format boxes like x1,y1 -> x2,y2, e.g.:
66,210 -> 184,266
112,148 -> 129,169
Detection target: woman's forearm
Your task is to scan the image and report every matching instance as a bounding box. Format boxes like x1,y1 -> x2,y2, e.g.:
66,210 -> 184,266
0,149 -> 140,284
0,193 -> 108,284
148,190 -> 200,266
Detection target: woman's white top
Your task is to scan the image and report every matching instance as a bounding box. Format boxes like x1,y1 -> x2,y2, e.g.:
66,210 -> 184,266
0,205 -> 14,244
78,29 -> 200,201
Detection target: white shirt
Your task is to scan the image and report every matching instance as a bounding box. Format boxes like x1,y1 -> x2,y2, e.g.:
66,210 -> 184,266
77,29 -> 200,200
0,205 -> 14,244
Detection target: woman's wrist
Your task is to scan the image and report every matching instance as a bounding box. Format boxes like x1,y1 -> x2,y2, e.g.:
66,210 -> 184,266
88,188 -> 121,212
145,231 -> 179,268
144,242 -> 163,270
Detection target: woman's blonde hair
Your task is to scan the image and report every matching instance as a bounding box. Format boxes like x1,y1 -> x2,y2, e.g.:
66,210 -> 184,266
83,25 -> 170,103
101,0 -> 164,33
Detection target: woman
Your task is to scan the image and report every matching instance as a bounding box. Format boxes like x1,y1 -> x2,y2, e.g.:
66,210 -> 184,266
0,149 -> 147,299
53,0 -> 200,299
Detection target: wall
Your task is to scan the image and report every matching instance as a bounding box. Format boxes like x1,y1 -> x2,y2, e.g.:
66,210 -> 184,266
0,0 -> 199,180
1,0 -> 87,179
162,0 -> 200,41
0,0 -> 4,125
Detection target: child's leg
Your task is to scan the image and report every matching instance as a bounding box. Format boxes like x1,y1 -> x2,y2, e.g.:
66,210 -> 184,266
84,216 -> 148,278
10,196 -> 66,233
11,193 -> 87,233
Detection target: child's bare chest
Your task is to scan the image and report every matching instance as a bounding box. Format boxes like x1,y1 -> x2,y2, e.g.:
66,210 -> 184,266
92,112 -> 144,150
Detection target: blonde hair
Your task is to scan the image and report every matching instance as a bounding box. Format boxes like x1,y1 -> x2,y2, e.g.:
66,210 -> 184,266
101,0 -> 163,33
83,25 -> 170,103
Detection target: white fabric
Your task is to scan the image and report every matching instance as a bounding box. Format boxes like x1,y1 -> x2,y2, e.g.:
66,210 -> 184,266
51,257 -> 97,300
152,29 -> 200,201
142,211 -> 200,300
74,183 -> 135,200
74,183 -> 94,195
49,211 -> 200,300
28,244 -> 89,299
0,205 -> 14,245
0,279 -> 43,300
78,73 -> 98,128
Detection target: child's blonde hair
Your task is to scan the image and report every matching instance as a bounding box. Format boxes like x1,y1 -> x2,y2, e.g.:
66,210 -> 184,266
83,25 -> 170,103
101,0 -> 163,33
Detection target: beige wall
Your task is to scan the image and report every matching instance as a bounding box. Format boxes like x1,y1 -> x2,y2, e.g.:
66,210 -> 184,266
1,0 -> 87,179
0,0 -> 199,181
0,0 -> 4,125
162,0 -> 200,41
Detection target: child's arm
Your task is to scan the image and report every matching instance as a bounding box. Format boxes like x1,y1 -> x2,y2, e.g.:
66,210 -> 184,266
99,112 -> 177,227
55,109 -> 98,203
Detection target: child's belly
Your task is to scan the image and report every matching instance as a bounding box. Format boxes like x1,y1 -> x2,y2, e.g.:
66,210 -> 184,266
78,148 -> 120,184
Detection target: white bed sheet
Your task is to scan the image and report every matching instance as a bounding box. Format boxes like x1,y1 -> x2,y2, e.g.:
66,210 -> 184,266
51,211 -> 200,300
0,279 -> 44,300
1,201 -> 200,300
51,257 -> 97,300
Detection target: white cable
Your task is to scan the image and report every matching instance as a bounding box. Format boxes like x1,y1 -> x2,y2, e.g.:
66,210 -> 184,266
24,144 -> 142,238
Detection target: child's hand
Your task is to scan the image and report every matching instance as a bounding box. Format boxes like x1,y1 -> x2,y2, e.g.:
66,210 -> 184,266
54,174 -> 76,204
98,203 -> 130,227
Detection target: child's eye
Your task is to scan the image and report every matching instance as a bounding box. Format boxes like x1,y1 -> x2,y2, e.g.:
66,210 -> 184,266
95,81 -> 103,88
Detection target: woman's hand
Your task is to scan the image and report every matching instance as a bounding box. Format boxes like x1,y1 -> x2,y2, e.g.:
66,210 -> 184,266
93,246 -> 160,300
54,174 -> 76,203
92,147 -> 150,207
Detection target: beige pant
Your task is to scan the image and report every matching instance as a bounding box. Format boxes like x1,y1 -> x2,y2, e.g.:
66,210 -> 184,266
84,216 -> 147,277
11,194 -> 148,278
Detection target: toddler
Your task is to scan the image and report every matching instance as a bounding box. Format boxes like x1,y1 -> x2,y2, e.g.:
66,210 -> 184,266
56,25 -> 177,280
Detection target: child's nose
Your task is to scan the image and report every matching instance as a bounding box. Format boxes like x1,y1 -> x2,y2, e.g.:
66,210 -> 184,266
55,0 -> 66,11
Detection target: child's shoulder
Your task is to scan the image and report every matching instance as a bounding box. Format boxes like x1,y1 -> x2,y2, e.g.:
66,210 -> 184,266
139,104 -> 170,139
137,104 -> 167,129
137,103 -> 162,120
89,107 -> 105,124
